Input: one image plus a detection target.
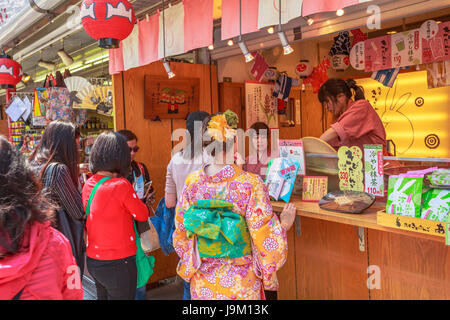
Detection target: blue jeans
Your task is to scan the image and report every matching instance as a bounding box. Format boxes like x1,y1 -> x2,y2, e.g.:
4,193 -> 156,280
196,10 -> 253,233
183,281 -> 191,300
135,286 -> 147,300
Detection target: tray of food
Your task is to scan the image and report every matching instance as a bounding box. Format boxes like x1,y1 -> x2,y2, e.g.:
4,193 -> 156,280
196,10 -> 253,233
318,190 -> 376,214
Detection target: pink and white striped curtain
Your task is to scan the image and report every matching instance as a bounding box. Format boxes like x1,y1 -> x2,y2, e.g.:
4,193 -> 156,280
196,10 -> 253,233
108,0 -> 373,75
138,14 -> 160,66
221,0 -> 259,40
184,0 -> 214,52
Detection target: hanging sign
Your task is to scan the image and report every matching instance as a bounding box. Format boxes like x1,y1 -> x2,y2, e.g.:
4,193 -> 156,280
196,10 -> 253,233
302,176 -> 328,202
245,81 -> 278,129
365,36 -> 392,72
391,29 -> 422,68
420,20 -> 439,40
350,41 -> 365,70
338,146 -> 364,192
279,139 -> 306,175
422,21 -> 450,64
364,145 -> 384,197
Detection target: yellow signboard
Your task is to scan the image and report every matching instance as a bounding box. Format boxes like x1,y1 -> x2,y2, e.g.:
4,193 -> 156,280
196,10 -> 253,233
377,211 -> 446,238
356,71 -> 450,158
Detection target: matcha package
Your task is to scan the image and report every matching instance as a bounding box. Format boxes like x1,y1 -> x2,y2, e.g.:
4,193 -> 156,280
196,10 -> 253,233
386,174 -> 423,218
420,189 -> 450,222
425,169 -> 450,188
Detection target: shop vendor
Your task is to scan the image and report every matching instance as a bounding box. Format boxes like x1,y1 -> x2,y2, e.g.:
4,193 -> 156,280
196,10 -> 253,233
317,78 -> 387,151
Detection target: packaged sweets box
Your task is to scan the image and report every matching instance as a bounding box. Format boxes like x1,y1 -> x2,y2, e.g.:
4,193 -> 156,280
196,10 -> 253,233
386,168 -> 450,222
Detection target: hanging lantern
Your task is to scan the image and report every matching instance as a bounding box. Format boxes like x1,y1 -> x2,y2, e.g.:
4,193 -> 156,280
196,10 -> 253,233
331,54 -> 350,72
295,60 -> 313,79
81,0 -> 136,49
0,52 -> 22,89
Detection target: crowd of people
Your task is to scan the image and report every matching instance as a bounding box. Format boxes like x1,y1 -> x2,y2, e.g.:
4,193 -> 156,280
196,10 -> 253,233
0,110 -> 296,300
0,78 -> 385,300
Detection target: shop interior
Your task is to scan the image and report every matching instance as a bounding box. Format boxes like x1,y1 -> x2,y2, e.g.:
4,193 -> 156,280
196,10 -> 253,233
1,0 -> 449,299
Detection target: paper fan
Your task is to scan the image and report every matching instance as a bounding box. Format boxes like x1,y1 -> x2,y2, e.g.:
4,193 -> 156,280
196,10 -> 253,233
64,76 -> 91,93
81,86 -> 114,115
76,83 -> 97,102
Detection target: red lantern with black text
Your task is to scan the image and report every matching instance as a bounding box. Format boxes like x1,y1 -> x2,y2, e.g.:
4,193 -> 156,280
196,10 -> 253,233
0,52 -> 23,89
81,0 -> 135,49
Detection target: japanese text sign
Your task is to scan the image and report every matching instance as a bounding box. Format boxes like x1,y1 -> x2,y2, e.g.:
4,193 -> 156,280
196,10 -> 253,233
338,146 -> 364,192
302,176 -> 328,202
364,145 -> 384,197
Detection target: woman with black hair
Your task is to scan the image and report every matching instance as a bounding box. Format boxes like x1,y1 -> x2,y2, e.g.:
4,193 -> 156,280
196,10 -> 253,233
318,78 -> 386,151
0,136 -> 83,300
29,120 -> 86,276
164,111 -> 210,300
82,132 -> 149,300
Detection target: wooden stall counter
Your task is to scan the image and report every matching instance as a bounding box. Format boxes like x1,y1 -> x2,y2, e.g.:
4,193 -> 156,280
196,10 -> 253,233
271,197 -> 450,300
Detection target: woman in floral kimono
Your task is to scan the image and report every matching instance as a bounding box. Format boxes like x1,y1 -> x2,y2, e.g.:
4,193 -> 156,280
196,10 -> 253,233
173,113 -> 296,300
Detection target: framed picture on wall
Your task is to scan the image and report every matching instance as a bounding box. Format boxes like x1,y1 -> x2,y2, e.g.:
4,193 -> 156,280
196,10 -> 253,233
144,75 -> 200,120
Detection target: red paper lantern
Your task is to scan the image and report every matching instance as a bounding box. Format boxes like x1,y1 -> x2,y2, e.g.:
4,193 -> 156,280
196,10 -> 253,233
0,52 -> 23,89
81,0 -> 135,49
295,60 -> 313,79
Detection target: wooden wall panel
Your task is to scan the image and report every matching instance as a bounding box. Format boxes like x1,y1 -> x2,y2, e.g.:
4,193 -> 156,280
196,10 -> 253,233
277,226 -> 297,300
294,217 -> 369,300
368,229 -> 450,300
300,87 -> 325,138
113,61 -> 218,283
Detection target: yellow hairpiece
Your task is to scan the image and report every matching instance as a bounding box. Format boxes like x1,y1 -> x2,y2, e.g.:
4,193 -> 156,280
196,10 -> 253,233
207,114 -> 237,142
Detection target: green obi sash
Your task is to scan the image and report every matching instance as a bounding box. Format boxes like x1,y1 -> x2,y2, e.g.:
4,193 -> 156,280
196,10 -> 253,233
183,199 -> 251,259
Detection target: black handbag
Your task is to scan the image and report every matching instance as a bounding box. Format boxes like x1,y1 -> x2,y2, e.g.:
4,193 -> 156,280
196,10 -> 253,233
44,163 -> 86,276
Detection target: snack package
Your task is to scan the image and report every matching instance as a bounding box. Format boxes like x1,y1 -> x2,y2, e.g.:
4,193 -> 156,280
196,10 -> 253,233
420,189 -> 450,222
426,169 -> 450,188
265,157 -> 300,203
386,174 -> 423,217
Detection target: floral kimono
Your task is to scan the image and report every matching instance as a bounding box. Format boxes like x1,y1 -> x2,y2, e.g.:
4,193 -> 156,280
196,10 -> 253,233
173,164 -> 288,300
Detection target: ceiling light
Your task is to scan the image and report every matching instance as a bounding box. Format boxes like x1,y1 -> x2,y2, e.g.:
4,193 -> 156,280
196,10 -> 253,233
23,73 -> 31,83
208,44 -> 214,50
387,30 -> 397,35
267,27 -> 275,34
227,39 -> 234,46
307,18 -> 314,25
278,31 -> 294,55
163,60 -> 175,79
238,40 -> 254,63
336,9 -> 344,16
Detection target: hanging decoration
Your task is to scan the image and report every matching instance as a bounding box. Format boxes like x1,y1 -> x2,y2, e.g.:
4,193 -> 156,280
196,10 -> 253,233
264,67 -> 279,82
81,0 -> 136,49
0,51 -> 22,89
250,52 -> 269,82
295,60 -> 313,78
329,31 -> 351,71
350,28 -> 367,46
303,58 -> 331,93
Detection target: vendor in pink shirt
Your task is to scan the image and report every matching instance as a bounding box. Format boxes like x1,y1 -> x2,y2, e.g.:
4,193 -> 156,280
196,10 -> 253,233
318,78 -> 386,151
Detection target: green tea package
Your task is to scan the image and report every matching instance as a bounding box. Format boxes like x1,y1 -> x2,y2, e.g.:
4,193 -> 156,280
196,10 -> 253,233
426,169 -> 450,188
420,189 -> 450,222
386,174 -> 423,218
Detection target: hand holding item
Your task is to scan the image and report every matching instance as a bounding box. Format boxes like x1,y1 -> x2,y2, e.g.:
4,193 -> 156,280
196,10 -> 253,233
280,203 -> 296,231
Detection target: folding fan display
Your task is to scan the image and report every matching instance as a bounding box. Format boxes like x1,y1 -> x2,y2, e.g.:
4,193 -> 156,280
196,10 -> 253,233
64,76 -> 92,108
80,86 -> 114,116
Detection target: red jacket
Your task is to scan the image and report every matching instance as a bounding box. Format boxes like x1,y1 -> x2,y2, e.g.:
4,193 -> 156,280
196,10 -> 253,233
82,175 -> 149,261
0,222 -> 83,300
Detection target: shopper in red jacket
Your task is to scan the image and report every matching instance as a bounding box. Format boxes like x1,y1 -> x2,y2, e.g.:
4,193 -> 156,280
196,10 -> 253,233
0,136 -> 83,300
82,132 -> 149,300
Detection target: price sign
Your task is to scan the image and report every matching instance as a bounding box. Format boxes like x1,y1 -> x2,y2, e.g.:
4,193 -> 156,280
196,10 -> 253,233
338,146 -> 364,192
302,176 -> 328,202
364,145 -> 384,197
